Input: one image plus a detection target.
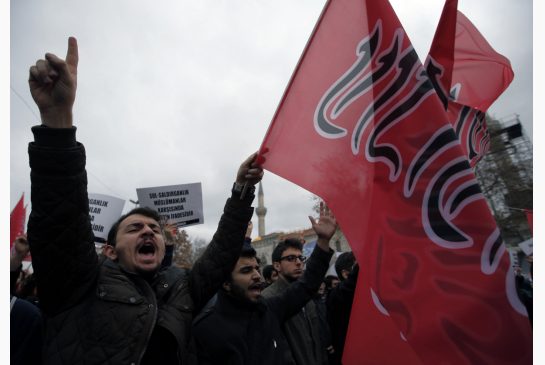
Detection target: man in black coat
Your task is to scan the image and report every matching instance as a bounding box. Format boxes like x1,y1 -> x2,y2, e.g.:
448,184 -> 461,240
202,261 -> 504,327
326,252 -> 358,365
262,238 -> 329,365
192,204 -> 337,365
26,36 -> 264,365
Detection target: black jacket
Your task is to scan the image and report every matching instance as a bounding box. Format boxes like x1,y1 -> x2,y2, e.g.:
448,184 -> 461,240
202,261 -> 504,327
27,125 -> 255,365
326,264 -> 358,365
262,276 -> 328,365
192,246 -> 333,365
11,295 -> 44,365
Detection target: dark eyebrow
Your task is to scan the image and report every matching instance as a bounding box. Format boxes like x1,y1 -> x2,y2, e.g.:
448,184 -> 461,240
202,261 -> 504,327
125,222 -> 161,231
126,222 -> 144,230
239,265 -> 260,273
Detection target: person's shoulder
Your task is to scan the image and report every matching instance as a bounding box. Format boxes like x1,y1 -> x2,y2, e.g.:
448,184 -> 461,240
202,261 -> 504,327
325,286 -> 340,302
261,282 -> 278,298
161,265 -> 190,282
11,296 -> 42,322
193,304 -> 216,327
262,278 -> 288,298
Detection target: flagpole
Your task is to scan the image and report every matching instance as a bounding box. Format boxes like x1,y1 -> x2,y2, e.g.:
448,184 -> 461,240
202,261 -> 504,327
505,206 -> 531,212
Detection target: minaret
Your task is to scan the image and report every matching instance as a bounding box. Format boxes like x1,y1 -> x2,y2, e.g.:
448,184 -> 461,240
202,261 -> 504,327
255,182 -> 267,237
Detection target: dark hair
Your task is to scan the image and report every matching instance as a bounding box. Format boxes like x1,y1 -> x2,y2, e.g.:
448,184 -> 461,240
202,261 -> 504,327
324,275 -> 339,290
106,207 -> 162,247
224,240 -> 259,285
18,273 -> 38,299
262,265 -> 276,281
335,251 -> 355,279
271,239 -> 303,263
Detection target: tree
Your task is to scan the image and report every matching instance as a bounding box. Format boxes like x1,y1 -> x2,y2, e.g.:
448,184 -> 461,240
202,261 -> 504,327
190,237 -> 208,264
163,227 -> 193,269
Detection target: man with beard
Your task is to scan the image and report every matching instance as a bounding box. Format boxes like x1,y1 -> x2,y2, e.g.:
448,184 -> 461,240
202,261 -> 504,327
192,204 -> 336,365
26,36 -> 264,365
261,236 -> 329,365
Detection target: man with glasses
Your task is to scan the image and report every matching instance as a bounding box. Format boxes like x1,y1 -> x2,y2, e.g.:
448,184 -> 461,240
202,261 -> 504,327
262,238 -> 329,365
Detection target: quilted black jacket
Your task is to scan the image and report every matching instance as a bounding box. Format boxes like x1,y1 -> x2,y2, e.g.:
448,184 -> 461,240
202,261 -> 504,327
27,126 -> 255,365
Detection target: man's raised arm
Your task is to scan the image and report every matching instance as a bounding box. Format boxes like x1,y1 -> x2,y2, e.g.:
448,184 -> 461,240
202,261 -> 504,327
269,202 -> 336,320
27,37 -> 98,316
189,152 -> 264,312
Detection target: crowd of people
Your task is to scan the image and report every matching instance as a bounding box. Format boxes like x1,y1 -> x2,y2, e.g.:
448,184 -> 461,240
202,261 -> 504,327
9,36 -> 362,365
10,36 -> 533,365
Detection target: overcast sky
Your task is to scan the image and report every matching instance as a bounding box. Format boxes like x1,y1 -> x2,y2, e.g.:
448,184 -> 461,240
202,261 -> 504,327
9,0 -> 533,243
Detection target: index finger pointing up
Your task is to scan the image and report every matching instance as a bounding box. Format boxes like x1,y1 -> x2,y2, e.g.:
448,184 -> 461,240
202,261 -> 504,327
66,36 -> 79,73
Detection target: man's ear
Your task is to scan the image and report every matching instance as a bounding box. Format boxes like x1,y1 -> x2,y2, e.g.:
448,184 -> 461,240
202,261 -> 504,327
102,244 -> 118,260
342,269 -> 350,280
273,262 -> 281,272
222,281 -> 231,292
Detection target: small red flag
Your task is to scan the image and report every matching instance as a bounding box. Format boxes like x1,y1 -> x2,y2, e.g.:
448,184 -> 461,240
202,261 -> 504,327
426,0 -> 514,112
258,0 -> 531,363
10,193 -> 26,248
524,209 -> 533,235
425,0 -> 514,167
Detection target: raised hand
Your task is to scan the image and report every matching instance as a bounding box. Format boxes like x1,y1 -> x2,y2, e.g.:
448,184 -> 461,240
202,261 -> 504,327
13,234 -> 30,258
309,202 -> 337,251
28,36 -> 79,128
10,234 -> 30,270
236,152 -> 264,187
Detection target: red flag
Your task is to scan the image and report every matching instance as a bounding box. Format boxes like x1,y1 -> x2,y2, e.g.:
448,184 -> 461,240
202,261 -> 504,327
524,209 -> 533,235
10,193 -> 26,248
425,0 -> 514,167
426,0 -> 514,112
259,0 -> 531,364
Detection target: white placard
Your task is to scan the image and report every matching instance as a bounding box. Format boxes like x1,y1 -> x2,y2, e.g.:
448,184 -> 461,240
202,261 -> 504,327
136,183 -> 204,228
88,193 -> 126,242
518,239 -> 533,256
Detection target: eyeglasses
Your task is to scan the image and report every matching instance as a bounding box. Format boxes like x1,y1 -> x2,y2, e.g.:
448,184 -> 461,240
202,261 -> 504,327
280,255 -> 307,263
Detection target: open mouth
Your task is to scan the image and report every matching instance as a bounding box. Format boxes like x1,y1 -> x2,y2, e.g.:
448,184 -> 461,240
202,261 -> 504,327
249,282 -> 265,293
138,242 -> 156,257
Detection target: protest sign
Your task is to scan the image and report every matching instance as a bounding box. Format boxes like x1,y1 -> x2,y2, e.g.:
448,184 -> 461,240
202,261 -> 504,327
88,193 -> 126,242
518,239 -> 533,256
136,183 -> 204,228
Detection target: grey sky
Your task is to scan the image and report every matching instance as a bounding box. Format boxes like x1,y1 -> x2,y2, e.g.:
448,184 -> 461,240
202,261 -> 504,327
10,0 -> 533,243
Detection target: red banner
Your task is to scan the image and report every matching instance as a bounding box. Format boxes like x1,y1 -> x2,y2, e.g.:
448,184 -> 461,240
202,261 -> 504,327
426,0 -> 514,112
425,0 -> 513,167
259,0 -> 532,364
10,193 -> 26,248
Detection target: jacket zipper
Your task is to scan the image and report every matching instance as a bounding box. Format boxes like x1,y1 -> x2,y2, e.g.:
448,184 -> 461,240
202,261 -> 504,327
136,280 -> 159,365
